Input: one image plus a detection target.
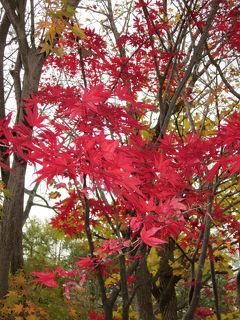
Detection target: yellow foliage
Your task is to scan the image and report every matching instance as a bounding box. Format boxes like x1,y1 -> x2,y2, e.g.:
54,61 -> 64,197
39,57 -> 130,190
6,290 -> 18,297
183,118 -> 190,131
105,273 -> 120,287
219,312 -> 240,319
26,315 -> 39,320
13,303 -> 24,314
48,191 -> 61,199
37,0 -> 82,55
68,307 -> 78,319
175,13 -> 181,22
36,21 -> 51,29
0,270 -> 92,319
40,42 -> 53,55
13,273 -> 27,286
172,260 -> 184,277
171,249 -> 190,279
0,180 -> 5,192
147,247 -> 160,276
0,272 -> 49,320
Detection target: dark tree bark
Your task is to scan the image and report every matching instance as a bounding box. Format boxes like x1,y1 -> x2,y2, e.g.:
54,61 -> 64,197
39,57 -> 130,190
0,159 -> 26,296
0,13 -> 11,185
0,52 -> 45,294
136,246 -> 155,320
152,241 -> 180,320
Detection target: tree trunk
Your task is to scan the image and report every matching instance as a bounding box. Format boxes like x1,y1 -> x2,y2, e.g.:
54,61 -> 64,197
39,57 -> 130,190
10,50 -> 45,271
0,51 -> 45,297
11,228 -> 24,274
153,242 -> 179,320
103,304 -> 113,320
136,247 -> 155,320
0,13 -> 11,185
0,160 -> 26,297
158,275 -> 178,320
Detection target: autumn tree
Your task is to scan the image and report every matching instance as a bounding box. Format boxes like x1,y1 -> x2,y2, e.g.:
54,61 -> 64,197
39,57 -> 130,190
1,0 -> 240,320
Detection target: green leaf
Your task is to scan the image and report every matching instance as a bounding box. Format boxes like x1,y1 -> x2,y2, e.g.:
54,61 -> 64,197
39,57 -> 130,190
72,24 -> 85,39
65,5 -> 76,17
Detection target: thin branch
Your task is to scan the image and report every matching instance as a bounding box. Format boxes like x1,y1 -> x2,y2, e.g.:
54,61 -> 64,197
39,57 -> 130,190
75,176 -> 108,312
30,0 -> 35,49
23,181 -> 40,225
184,171 -> 219,319
160,0 -> 221,136
24,187 -> 57,214
119,254 -> 129,320
10,52 -> 22,108
0,12 -> 10,119
170,237 -> 192,263
206,45 -> 240,100
209,244 -> 221,320
0,0 -> 29,69
77,46 -> 88,88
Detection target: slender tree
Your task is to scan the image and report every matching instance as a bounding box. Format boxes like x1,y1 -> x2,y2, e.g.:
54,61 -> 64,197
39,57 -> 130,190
0,0 -> 80,299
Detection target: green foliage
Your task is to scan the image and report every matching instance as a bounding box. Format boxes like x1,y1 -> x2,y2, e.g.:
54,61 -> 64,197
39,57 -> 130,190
19,218 -> 102,318
23,218 -> 84,268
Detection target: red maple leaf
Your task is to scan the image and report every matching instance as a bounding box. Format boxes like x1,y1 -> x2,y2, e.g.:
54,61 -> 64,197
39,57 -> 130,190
31,271 -> 58,288
75,257 -> 95,271
194,307 -> 214,319
140,226 -> 166,247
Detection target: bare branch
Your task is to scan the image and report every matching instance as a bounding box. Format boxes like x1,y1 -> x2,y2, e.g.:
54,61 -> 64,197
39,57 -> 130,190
160,0 -> 221,136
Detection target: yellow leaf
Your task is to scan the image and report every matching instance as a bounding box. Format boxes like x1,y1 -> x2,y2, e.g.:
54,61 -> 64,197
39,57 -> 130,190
183,118 -> 190,131
172,260 -> 183,277
175,13 -> 181,22
6,290 -> 18,297
105,273 -> 120,287
38,309 -> 49,317
40,42 -> 52,54
25,301 -> 36,314
14,273 -> 26,286
207,93 -> 215,105
49,191 -> 61,199
147,247 -> 161,276
0,180 -> 5,191
13,303 -> 24,314
36,21 -> 51,29
25,306 -> 36,315
147,247 -> 160,266
26,315 -> 38,320
68,307 -> 78,318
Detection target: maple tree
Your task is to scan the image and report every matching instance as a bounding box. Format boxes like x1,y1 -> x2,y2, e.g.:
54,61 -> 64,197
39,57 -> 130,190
1,0 -> 240,319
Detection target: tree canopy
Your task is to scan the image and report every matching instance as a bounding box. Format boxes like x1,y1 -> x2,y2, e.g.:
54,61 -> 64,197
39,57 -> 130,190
0,0 -> 240,319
